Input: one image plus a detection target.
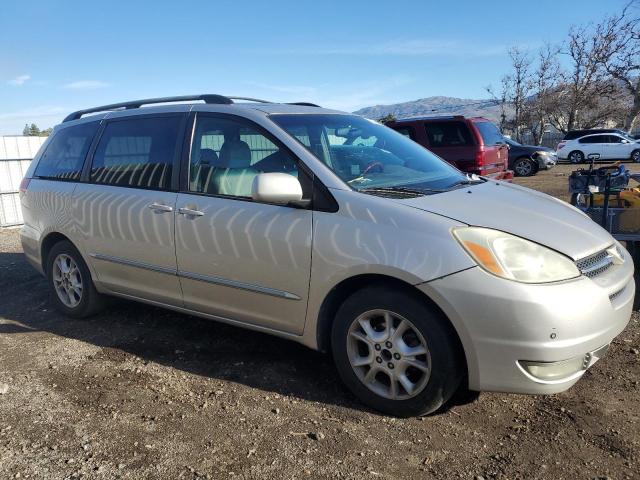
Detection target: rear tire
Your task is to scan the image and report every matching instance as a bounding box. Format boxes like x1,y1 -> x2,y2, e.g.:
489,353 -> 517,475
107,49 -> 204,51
331,286 -> 463,417
46,241 -> 104,318
513,157 -> 536,177
569,150 -> 585,164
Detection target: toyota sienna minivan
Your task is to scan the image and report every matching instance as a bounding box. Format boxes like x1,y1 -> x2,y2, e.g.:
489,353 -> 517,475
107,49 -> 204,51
20,95 -> 635,417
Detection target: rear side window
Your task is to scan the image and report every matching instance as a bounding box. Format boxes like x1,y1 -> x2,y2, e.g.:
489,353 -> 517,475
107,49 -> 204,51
34,122 -> 98,181
90,116 -> 182,190
474,121 -> 503,146
579,135 -> 606,144
424,122 -> 473,147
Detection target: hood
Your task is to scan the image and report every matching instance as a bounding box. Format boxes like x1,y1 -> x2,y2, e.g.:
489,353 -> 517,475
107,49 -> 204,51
512,144 -> 554,154
395,181 -> 613,260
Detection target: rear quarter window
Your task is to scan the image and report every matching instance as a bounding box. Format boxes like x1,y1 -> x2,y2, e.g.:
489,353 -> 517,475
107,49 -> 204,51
473,121 -> 503,146
34,122 -> 99,181
424,121 -> 473,147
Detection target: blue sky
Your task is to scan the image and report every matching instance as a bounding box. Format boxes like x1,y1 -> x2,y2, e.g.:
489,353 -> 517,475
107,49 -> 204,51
0,0 -> 631,134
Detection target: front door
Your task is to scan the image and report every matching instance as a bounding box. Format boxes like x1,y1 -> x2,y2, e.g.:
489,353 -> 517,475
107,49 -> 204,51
74,114 -> 185,305
606,135 -> 630,160
175,113 -> 313,334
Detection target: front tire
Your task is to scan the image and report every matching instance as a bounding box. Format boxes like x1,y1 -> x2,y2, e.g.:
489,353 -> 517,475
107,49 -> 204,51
569,150 -> 585,164
513,157 -> 536,177
331,286 -> 463,417
46,240 -> 104,318
631,149 -> 640,163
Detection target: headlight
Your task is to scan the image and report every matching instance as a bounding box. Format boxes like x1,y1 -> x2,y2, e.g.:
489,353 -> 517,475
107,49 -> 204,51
452,227 -> 581,283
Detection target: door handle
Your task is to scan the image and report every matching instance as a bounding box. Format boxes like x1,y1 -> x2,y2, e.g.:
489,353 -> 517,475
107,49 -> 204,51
147,202 -> 173,212
178,207 -> 204,217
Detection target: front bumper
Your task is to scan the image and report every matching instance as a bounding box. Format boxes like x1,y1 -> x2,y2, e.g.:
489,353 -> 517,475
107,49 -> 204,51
419,250 -> 635,394
537,153 -> 557,170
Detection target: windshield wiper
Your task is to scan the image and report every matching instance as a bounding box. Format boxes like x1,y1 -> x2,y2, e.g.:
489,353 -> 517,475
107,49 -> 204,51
446,174 -> 485,188
361,186 -> 445,195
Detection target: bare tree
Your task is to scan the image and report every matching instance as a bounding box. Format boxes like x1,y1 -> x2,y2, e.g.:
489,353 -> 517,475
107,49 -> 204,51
592,2 -> 640,131
485,77 -> 510,132
505,48 -> 534,142
522,45 -> 561,144
486,48 -> 533,139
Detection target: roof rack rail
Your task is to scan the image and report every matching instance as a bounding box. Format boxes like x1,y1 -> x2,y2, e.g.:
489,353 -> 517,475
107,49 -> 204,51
62,95 -> 322,123
227,96 -> 272,103
62,94 -> 234,122
287,102 -> 321,107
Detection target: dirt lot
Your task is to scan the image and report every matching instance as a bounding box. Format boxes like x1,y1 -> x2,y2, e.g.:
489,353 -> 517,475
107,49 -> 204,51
0,164 -> 639,480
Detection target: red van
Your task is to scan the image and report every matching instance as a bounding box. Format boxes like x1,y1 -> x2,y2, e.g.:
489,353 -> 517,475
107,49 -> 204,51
386,116 -> 513,180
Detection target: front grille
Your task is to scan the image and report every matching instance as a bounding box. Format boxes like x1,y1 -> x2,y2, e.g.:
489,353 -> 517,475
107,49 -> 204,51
576,249 -> 614,278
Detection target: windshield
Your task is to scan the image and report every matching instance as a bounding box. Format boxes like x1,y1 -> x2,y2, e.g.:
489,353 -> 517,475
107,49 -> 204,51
620,132 -> 637,142
505,138 -> 520,146
270,114 -> 468,192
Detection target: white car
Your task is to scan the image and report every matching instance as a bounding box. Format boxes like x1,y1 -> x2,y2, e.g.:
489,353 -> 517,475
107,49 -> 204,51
557,132 -> 640,163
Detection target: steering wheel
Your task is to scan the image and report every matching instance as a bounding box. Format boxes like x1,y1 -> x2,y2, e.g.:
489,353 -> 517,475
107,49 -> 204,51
362,161 -> 384,176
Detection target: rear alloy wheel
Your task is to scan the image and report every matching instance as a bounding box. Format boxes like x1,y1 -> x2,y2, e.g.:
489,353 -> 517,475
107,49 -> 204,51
332,286 -> 463,417
513,157 -> 536,177
47,240 -> 104,318
52,253 -> 83,308
569,150 -> 585,164
631,149 -> 640,163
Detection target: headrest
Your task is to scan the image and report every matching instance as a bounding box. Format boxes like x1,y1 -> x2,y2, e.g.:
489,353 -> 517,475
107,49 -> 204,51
200,148 -> 219,165
219,140 -> 251,168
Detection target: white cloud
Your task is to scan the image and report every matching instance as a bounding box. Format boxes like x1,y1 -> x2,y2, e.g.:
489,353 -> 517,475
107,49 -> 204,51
7,74 -> 31,86
63,80 -> 110,90
244,75 -> 415,112
255,39 -> 513,58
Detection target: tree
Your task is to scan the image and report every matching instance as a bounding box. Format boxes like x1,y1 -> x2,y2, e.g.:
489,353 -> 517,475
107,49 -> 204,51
521,45 -> 561,144
505,47 -> 533,142
21,123 -> 52,136
548,22 -> 623,133
486,77 -> 510,133
377,113 -> 397,124
592,2 -> 640,131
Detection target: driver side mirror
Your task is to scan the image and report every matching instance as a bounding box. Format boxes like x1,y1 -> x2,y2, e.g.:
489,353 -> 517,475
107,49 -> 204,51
251,173 -> 308,207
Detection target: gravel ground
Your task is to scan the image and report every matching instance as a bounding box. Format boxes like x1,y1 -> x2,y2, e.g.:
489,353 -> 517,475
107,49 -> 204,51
0,164 -> 639,479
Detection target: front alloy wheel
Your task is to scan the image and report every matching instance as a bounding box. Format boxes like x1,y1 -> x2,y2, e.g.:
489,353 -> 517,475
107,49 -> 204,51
331,286 -> 463,417
513,158 -> 535,177
347,309 -> 431,400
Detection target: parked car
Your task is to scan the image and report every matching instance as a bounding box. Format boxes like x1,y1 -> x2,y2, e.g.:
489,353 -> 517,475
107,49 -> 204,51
557,133 -> 640,163
20,95 -> 634,417
504,138 -> 556,177
386,116 -> 513,180
557,128 -> 629,151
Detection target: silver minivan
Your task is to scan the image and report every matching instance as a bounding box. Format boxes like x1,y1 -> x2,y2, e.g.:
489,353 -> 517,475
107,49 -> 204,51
20,95 -> 635,417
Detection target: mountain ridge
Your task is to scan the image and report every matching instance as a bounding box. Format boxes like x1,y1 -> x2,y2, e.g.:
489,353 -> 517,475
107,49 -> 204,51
353,96 -> 508,122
